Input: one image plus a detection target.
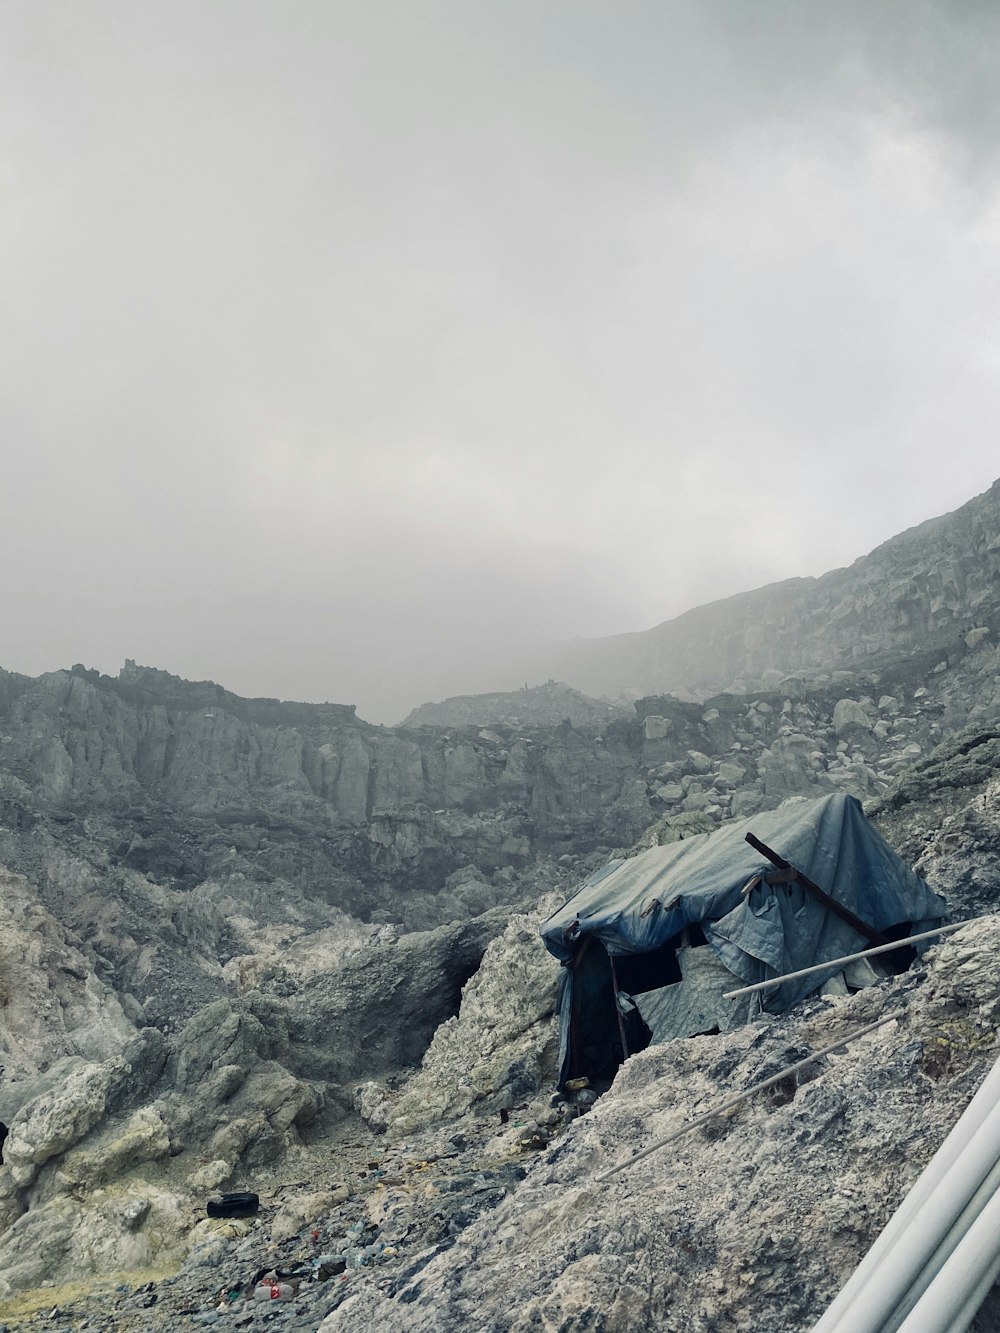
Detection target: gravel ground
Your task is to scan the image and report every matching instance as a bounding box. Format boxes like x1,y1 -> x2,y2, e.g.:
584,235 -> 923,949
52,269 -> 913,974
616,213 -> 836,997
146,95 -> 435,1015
0,1106 -> 543,1332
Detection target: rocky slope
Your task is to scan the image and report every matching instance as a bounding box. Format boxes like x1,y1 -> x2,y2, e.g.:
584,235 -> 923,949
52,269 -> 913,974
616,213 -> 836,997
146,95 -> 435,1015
528,476 -> 1000,703
0,744 -> 996,1331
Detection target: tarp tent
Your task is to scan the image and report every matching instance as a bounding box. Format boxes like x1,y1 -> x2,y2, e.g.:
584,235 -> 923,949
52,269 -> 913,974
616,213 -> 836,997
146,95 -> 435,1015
540,793 -> 946,1088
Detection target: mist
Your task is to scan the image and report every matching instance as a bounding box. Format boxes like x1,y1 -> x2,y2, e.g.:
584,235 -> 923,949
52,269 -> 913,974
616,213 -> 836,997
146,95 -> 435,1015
2,1 -> 999,720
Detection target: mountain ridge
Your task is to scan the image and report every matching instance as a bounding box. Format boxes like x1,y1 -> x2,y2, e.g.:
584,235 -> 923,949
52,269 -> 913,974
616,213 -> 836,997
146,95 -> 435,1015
514,476 -> 1000,706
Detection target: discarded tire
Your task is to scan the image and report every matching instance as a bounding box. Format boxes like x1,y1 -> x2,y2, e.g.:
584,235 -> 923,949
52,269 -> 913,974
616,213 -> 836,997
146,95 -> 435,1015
207,1191 -> 260,1219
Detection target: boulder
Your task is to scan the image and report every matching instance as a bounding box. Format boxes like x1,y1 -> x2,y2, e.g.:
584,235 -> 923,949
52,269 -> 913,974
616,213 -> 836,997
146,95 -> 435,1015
284,910 -> 511,1083
4,1058 -> 125,1188
385,902 -> 561,1134
833,699 -> 872,736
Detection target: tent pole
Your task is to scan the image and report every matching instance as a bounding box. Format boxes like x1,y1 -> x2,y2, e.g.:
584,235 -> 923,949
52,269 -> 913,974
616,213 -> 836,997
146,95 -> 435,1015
567,936 -> 592,1081
608,953 -> 630,1061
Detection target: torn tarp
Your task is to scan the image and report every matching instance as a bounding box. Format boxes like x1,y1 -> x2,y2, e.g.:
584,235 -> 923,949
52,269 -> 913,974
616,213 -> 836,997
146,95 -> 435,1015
541,793 -> 946,1084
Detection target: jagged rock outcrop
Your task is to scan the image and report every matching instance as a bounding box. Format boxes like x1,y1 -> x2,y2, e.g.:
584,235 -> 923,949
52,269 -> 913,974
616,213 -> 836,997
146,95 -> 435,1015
0,481 -> 998,1325
0,876 -> 512,1299
0,866 -> 137,1097
0,716 -> 994,1325
357,899 -> 564,1135
0,664 -> 646,930
1,634 -> 996,968
284,910 -> 511,1084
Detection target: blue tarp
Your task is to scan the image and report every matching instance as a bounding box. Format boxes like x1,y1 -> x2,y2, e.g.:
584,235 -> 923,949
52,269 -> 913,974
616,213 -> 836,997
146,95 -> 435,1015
541,793 -> 946,1020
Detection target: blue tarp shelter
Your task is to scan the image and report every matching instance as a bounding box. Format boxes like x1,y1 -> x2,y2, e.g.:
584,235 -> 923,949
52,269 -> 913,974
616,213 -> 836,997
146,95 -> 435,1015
540,793 -> 946,1087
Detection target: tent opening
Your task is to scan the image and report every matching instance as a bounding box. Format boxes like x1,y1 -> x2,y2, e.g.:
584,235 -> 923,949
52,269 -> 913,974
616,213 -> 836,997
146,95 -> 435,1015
566,925 -> 730,1086
567,938 -> 652,1086
614,922 -> 710,995
875,920 -> 919,975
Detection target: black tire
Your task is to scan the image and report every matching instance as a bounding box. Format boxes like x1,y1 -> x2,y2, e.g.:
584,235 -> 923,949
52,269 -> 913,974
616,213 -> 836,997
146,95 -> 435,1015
207,1191 -> 260,1219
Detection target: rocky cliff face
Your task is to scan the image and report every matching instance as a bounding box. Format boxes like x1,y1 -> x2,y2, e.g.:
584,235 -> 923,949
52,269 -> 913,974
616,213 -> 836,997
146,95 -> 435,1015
534,476 -> 1000,702
0,663 -> 646,923
1,624 -> 996,1039
0,481 -> 998,1327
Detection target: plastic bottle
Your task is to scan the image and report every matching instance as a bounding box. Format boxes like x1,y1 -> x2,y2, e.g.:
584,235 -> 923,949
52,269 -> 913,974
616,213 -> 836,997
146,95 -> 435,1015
315,1253 -> 348,1280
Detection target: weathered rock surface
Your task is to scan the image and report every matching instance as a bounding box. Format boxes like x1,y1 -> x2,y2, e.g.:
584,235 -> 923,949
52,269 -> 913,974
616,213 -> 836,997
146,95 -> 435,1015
284,910 -> 511,1083
0,866 -> 137,1103
360,899 -> 564,1135
320,917 -> 1000,1333
0,846 -> 516,1298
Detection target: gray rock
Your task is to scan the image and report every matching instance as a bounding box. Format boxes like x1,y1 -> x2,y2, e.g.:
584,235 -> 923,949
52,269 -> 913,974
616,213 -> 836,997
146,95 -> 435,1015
833,698 -> 872,735
5,1058 -> 124,1188
385,901 -> 563,1134
284,910 -> 510,1083
320,917 -> 1000,1333
531,478 -> 1000,700
642,714 -> 672,740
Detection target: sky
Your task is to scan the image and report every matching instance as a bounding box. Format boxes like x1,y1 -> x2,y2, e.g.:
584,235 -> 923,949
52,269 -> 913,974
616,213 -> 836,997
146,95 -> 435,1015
2,1 -> 999,722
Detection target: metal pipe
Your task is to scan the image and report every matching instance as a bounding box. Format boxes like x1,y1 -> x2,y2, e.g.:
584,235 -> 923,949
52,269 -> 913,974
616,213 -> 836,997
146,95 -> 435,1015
818,1090 -> 1000,1333
724,919 -> 988,1000
596,1013 -> 896,1185
880,1155 -> 1000,1332
812,1054 -> 1000,1333
894,1174 -> 1000,1333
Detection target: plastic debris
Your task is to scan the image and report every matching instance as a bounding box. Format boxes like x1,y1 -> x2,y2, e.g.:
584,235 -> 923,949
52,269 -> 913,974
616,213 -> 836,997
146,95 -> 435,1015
253,1280 -> 296,1302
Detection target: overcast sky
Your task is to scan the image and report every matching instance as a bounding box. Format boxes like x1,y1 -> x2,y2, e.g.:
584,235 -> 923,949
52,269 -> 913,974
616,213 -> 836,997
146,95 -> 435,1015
2,2 -> 999,721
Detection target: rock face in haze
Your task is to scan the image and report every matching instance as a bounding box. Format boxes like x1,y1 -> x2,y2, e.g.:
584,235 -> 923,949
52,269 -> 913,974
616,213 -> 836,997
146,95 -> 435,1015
0,662 -> 646,926
1,632 -> 997,1043
536,476 -> 1000,703
401,680 -> 630,729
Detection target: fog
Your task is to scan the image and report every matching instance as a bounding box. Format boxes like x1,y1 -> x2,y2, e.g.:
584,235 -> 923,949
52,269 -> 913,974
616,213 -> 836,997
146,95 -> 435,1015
2,2 -> 998,720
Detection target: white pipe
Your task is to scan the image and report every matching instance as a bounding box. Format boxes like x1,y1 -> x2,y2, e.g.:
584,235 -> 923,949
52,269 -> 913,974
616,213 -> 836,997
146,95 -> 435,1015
821,1094 -> 1000,1333
880,1156 -> 1000,1333
723,919 -> 987,1000
813,1055 -> 1000,1332
895,1176 -> 1000,1333
940,1240 -> 1000,1333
